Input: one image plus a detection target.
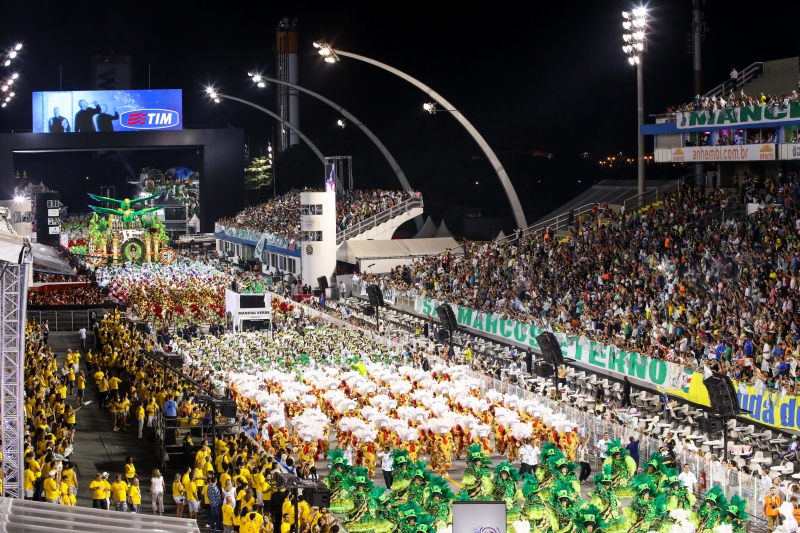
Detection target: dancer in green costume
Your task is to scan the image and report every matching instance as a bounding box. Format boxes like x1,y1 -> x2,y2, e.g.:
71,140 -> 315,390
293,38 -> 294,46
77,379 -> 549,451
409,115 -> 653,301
659,471 -> 696,512
369,488 -> 398,533
549,481 -> 579,533
406,462 -> 430,506
574,504 -> 608,533
520,473 -> 553,533
456,444 -> 493,501
602,441 -> 637,497
342,467 -> 378,533
692,487 -> 728,533
324,449 -> 354,513
422,476 -> 454,529
622,476 -> 659,533
588,465 -> 626,533
535,442 -> 565,496
390,449 -> 413,504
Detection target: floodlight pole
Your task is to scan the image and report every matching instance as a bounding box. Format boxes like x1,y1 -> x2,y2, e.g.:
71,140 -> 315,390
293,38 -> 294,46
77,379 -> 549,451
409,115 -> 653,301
215,94 -> 326,166
637,59 -> 645,196
330,49 -> 528,230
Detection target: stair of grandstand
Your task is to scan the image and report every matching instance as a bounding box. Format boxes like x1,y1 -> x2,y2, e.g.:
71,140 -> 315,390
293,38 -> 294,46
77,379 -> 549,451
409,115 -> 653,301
738,57 -> 799,98
335,195 -> 423,244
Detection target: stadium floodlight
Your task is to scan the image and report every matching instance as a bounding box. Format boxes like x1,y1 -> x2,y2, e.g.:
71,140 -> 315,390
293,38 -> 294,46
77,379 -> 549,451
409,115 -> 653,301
14,44 -> 21,51
337,119 -> 347,128
621,6 -> 648,196
423,102 -> 437,114
11,73 -> 18,79
205,87 -> 214,94
313,41 -> 340,63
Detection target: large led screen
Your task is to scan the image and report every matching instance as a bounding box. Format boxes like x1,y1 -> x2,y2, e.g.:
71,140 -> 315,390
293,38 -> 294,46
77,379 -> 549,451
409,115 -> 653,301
32,89 -> 183,133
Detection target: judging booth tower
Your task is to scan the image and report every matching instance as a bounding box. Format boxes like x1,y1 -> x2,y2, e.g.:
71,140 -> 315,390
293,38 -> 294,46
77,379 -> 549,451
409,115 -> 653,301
300,191 -> 336,289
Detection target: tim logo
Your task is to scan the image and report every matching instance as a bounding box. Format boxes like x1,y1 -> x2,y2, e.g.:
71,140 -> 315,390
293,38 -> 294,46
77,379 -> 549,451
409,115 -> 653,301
119,109 -> 180,130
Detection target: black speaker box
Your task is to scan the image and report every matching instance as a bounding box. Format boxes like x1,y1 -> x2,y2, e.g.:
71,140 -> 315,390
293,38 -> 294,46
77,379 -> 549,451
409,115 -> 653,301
703,374 -> 741,416
366,285 -> 384,307
307,488 -> 330,508
436,304 -> 458,331
536,331 -> 564,365
218,401 -> 237,418
317,276 -> 329,290
437,329 -> 450,343
701,417 -> 724,435
363,306 -> 375,316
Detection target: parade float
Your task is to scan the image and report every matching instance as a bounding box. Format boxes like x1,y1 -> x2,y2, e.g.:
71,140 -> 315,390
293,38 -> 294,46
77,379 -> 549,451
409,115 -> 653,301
85,193 -> 176,266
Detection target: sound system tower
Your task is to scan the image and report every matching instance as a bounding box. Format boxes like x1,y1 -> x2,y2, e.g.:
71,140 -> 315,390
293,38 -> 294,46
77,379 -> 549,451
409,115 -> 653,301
536,331 -> 564,366
218,401 -> 237,418
366,285 -> 384,307
436,304 -> 458,331
700,417 -> 724,435
317,276 -> 328,290
703,374 -> 741,417
306,486 -> 331,508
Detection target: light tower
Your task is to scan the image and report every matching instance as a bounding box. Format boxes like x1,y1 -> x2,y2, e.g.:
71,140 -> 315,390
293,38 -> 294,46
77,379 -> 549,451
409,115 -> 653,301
276,18 -> 299,151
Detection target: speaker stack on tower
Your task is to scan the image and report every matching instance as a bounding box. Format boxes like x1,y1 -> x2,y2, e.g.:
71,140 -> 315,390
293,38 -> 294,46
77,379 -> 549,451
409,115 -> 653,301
536,332 -> 564,365
317,276 -> 329,290
366,285 -> 384,308
436,305 -> 458,332
703,374 -> 741,417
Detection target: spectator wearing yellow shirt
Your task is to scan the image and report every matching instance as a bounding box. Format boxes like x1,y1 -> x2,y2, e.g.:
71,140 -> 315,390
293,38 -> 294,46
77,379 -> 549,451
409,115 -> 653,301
111,474 -> 128,512
280,513 -> 291,533
76,371 -> 86,406
89,472 -> 107,510
136,402 -> 145,438
129,477 -> 142,514
172,473 -> 186,518
23,463 -> 36,500
109,393 -> 122,431
124,456 -> 136,485
222,495 -> 236,533
98,377 -> 109,409
185,472 -> 200,519
43,471 -> 60,504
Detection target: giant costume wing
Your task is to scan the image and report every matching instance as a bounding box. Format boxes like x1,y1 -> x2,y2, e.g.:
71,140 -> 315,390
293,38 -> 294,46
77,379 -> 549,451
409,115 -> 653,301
87,194 -> 124,207
131,207 -> 164,217
128,193 -> 162,205
89,206 -> 124,217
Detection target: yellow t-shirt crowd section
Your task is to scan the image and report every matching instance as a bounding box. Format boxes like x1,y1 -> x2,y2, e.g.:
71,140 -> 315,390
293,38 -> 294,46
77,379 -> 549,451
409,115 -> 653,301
20,314 -> 341,533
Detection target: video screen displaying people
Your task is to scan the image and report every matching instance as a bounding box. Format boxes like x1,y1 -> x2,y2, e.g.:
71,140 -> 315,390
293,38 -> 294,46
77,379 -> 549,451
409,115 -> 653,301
32,90 -> 182,133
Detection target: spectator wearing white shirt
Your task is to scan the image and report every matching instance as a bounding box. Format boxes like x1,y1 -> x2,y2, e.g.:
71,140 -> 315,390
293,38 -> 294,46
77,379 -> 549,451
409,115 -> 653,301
518,438 -> 539,477
683,437 -> 699,453
678,464 -> 698,494
577,437 -> 591,483
376,446 -> 394,488
597,432 -> 611,460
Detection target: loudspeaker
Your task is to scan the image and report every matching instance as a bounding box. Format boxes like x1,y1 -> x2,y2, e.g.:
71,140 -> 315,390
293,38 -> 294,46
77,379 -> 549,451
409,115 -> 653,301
703,374 -> 741,416
699,416 -> 724,435
436,305 -> 458,331
536,332 -> 564,366
218,401 -> 237,418
437,329 -> 450,343
317,276 -> 328,290
366,285 -> 384,307
363,306 -> 375,316
275,472 -> 299,488
307,488 -> 331,508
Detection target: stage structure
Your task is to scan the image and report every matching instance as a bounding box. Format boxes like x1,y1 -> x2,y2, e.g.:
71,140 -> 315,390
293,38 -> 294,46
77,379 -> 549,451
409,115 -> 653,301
85,193 -> 176,266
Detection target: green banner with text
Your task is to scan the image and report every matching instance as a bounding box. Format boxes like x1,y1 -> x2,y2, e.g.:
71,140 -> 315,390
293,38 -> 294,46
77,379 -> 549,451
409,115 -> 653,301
415,296 -> 685,389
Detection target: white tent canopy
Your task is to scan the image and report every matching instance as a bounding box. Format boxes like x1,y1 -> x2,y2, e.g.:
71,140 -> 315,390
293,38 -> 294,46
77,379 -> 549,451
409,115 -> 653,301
337,237 -> 459,273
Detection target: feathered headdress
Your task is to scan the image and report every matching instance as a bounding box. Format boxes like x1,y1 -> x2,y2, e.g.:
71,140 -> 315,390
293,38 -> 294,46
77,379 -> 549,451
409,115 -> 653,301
327,448 -> 348,469
702,486 -> 728,510
493,461 -> 521,482
398,500 -> 425,521
522,473 -> 540,498
427,476 -> 455,500
343,466 -> 375,492
630,474 -> 657,497
605,438 -> 629,459
645,451 -> 666,472
593,464 -> 614,487
550,480 -> 578,506
549,456 -> 578,475
466,443 -> 492,467
539,441 -> 564,464
574,504 -> 607,533
725,495 -> 748,521
391,448 -> 410,467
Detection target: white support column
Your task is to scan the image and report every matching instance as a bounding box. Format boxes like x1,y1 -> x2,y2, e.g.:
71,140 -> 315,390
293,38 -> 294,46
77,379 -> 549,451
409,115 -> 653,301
300,192 -> 337,288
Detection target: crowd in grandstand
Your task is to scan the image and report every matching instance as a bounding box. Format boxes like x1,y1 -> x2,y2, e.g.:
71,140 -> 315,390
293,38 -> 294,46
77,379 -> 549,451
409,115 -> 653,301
667,89 -> 799,115
365,178 -> 800,398
217,188 -> 419,241
33,272 -> 90,283
28,286 -> 107,306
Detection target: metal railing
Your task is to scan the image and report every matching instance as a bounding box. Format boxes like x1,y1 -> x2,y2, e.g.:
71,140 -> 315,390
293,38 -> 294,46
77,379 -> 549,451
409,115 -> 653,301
26,308 -> 109,331
707,62 -> 765,99
336,196 -> 424,244
496,202 -> 597,245
622,179 -> 682,213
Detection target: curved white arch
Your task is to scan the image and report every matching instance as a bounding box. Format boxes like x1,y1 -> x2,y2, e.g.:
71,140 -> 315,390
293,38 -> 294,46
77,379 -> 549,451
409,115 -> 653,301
217,93 -> 326,165
333,49 -> 528,228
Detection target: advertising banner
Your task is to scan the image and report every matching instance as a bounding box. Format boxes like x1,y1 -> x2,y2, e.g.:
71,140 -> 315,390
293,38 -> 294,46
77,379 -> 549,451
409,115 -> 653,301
32,89 -> 183,133
670,145 -> 775,163
780,143 -> 800,160
414,296 -> 684,389
661,371 -> 800,432
676,102 -> 800,130
452,501 -> 506,533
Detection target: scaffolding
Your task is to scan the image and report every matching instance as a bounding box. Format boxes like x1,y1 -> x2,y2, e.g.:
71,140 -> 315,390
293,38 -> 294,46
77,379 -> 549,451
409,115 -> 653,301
1,262 -> 28,498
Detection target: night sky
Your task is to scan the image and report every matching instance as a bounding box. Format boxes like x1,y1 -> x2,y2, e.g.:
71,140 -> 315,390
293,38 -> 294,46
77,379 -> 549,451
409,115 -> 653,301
0,0 -> 798,228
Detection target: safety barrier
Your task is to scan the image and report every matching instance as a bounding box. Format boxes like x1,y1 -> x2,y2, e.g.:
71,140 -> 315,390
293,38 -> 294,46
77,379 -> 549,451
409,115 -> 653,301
26,308 -> 109,331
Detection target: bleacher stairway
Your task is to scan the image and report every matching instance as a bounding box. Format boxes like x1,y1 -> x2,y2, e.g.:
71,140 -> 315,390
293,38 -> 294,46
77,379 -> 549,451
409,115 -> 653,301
738,57 -> 798,97
336,195 -> 423,245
